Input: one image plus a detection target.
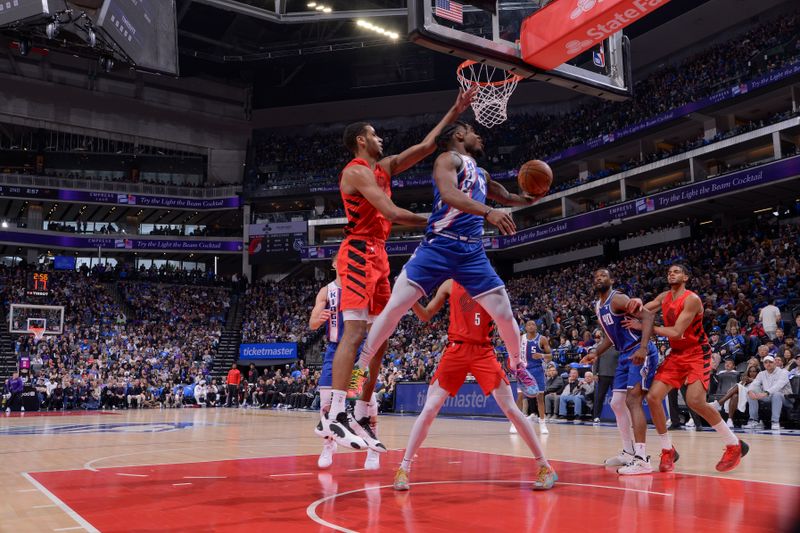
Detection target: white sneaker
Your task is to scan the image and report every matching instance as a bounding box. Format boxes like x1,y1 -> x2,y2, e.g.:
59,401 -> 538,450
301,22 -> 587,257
5,407 -> 9,414
315,414 -> 331,438
539,421 -> 549,435
318,439 -> 337,469
353,417 -> 387,453
510,423 -> 518,434
364,449 -> 380,470
745,420 -> 762,430
527,413 -> 538,422
593,418 -> 601,424
20,406 -> 24,412
604,449 -> 634,467
726,418 -> 734,428
325,412 -> 368,450
685,418 -> 696,429
617,455 -> 654,475
771,424 -> 783,432
710,400 -> 721,411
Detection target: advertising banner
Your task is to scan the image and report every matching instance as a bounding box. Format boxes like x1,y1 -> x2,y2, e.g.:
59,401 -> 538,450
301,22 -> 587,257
394,381 -> 519,416
0,185 -> 240,209
239,343 -> 298,360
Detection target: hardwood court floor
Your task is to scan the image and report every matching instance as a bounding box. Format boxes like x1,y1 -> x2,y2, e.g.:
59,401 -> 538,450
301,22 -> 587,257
1,408 -> 798,532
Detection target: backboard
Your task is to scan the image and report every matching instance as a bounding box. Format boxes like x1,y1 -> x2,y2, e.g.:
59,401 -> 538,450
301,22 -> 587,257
9,304 -> 64,337
408,0 -> 632,100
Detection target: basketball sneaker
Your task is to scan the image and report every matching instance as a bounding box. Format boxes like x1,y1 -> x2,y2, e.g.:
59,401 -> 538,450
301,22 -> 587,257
315,413 -> 331,438
325,411 -> 368,450
715,439 -> 749,472
347,368 -> 368,400
394,467 -> 410,491
659,447 -> 680,472
354,416 -> 387,453
510,423 -> 518,434
531,465 -> 557,490
539,420 -> 549,434
514,365 -> 540,396
617,455 -> 653,475
318,439 -> 337,469
604,449 -> 634,467
364,449 -> 381,470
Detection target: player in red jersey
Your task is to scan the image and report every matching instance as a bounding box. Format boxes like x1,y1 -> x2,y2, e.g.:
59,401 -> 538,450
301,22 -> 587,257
392,279 -> 557,492
625,264 -> 749,473
324,88 -> 478,451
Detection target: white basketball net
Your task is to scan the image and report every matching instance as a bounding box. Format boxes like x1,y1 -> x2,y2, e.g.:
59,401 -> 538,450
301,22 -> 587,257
457,61 -> 522,128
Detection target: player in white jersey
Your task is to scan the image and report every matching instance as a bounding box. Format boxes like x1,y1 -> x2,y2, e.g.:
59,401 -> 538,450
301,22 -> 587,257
514,320 -> 550,435
309,253 -> 382,470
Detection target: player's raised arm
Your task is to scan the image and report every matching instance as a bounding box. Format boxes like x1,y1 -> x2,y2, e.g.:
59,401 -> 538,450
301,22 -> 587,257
342,164 -> 428,227
309,286 -> 331,330
411,280 -> 453,322
433,152 -> 517,235
485,171 -> 542,207
381,87 -> 476,177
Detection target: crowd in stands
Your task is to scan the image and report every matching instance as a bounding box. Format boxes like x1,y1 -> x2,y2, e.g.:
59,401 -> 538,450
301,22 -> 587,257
0,266 -> 232,411
249,11 -> 799,197
3,216 -> 800,425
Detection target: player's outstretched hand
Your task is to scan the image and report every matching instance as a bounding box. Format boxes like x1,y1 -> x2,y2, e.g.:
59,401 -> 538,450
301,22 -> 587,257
454,86 -> 478,114
625,298 -> 644,314
487,209 -> 516,235
622,317 -> 643,331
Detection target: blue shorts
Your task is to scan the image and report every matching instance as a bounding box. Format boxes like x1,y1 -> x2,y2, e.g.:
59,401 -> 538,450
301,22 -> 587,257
320,343 -> 337,388
613,342 -> 659,391
526,360 -> 545,391
319,341 -> 364,388
404,236 -> 504,297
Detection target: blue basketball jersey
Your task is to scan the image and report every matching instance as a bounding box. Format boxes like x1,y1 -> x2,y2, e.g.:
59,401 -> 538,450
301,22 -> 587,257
595,290 -> 641,352
325,281 -> 343,344
520,333 -> 544,369
426,152 -> 487,238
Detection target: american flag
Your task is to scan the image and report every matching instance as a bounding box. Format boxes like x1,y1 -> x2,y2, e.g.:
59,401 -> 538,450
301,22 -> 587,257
435,0 -> 463,24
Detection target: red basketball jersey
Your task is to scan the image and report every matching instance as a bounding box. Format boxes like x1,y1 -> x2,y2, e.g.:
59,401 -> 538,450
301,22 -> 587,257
448,282 -> 493,344
340,158 -> 392,241
661,289 -> 708,351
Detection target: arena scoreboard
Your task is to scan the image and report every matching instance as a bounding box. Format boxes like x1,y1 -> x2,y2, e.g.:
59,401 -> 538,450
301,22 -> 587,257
26,271 -> 51,297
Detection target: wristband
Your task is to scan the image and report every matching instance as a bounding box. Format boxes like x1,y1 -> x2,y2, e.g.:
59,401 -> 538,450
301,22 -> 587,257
483,207 -> 494,219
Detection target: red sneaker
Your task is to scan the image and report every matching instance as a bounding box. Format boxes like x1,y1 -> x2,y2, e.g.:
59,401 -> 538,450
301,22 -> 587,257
716,439 -> 749,472
659,447 -> 680,472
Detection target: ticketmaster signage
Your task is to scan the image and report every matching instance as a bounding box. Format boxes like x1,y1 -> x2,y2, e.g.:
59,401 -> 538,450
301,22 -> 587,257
239,343 -> 298,360
394,382 -> 518,416
302,155 -> 800,259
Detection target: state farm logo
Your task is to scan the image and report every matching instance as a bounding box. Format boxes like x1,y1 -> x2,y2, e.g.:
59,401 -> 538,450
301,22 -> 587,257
571,0 -> 601,20
565,38 -> 594,55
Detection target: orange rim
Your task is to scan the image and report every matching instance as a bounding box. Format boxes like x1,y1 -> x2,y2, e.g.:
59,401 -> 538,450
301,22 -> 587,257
456,60 -> 523,87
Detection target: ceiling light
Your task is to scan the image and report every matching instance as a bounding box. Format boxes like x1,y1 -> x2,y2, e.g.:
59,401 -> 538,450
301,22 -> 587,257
315,5 -> 324,10
356,20 -> 365,26
307,2 -> 316,6
323,7 -> 332,12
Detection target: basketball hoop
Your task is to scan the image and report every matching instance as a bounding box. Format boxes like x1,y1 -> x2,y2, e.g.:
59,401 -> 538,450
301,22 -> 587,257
456,60 -> 522,128
28,327 -> 45,342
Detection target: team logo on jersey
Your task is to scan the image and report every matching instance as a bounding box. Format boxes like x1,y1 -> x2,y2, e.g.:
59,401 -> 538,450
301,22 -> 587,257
0,422 -> 200,436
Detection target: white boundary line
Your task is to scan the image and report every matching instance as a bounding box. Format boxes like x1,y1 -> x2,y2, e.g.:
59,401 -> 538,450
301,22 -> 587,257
306,479 -> 672,532
21,472 -> 99,533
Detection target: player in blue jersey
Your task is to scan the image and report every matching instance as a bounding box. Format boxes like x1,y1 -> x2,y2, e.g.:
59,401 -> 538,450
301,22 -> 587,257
351,121 -> 543,392
584,268 -> 658,475
514,320 -> 551,435
309,252 -> 382,470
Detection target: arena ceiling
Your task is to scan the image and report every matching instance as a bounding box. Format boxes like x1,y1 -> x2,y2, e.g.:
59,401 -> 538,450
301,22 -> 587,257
175,0 -> 718,108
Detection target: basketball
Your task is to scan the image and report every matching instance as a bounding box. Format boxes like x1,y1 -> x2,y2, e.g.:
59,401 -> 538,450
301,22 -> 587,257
517,159 -> 553,196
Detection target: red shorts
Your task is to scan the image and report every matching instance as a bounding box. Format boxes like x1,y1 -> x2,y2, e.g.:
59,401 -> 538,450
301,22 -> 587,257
432,341 -> 509,397
337,236 -> 390,316
655,346 -> 712,390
